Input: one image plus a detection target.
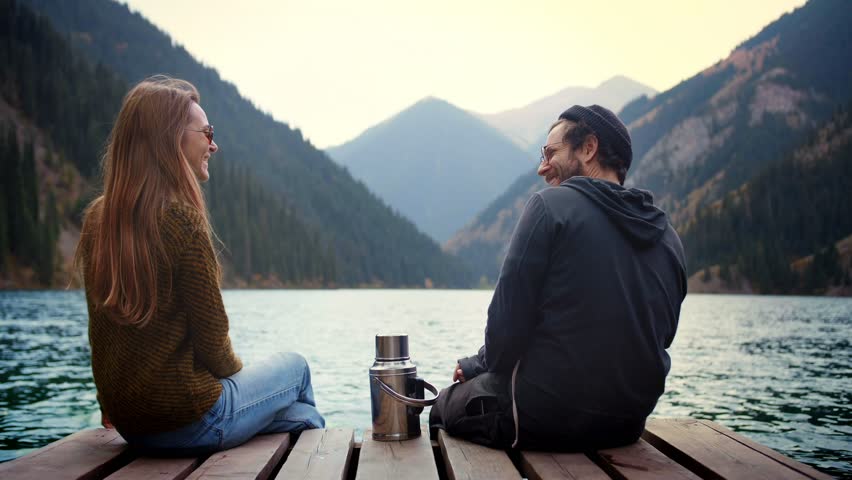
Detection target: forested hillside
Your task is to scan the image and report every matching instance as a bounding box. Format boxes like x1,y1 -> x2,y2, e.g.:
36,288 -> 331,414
0,0 -> 124,286
7,0 -> 474,288
620,0 -> 852,215
0,0 -> 432,287
683,107 -> 852,294
447,0 -> 852,293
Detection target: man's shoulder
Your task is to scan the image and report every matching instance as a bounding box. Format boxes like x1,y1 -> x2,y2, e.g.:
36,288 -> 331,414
661,222 -> 687,262
532,184 -> 590,212
536,183 -> 582,196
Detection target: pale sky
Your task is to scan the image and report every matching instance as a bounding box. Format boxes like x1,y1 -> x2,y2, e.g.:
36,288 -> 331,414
122,0 -> 806,148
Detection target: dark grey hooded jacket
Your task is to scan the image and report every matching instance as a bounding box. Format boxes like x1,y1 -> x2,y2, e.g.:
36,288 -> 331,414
459,176 -> 687,447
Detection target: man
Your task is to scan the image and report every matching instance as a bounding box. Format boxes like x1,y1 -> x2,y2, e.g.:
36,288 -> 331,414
429,105 -> 687,450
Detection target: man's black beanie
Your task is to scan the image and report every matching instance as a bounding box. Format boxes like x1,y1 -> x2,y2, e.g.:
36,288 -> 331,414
559,104 -> 633,171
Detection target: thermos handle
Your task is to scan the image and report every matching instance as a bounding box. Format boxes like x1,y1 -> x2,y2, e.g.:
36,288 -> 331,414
374,377 -> 439,407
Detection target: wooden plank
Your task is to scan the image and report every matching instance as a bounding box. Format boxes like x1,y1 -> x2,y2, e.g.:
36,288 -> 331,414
520,451 -> 609,480
0,428 -> 131,480
437,430 -> 520,480
105,456 -> 201,480
595,438 -> 701,480
355,431 -> 439,480
185,433 -> 290,480
275,428 -> 354,480
696,420 -> 832,480
643,418 -> 822,480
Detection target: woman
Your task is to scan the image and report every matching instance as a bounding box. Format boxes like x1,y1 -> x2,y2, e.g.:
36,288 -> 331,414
74,76 -> 324,454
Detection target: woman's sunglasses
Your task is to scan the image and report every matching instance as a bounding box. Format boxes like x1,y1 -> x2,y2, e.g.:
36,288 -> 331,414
185,125 -> 214,144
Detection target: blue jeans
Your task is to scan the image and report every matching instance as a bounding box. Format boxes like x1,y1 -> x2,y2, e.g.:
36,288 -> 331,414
119,352 -> 325,455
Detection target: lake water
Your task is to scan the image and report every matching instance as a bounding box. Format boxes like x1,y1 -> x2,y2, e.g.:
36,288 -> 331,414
0,290 -> 849,476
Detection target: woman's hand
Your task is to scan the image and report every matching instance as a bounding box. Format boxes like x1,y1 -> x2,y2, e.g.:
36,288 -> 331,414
101,409 -> 114,429
452,363 -> 466,383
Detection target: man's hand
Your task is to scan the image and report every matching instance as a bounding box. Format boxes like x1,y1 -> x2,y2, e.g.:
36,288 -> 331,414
452,363 -> 466,383
101,410 -> 114,429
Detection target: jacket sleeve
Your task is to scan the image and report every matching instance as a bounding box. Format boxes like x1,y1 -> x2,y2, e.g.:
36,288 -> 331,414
485,193 -> 552,374
178,226 -> 243,379
458,345 -> 487,380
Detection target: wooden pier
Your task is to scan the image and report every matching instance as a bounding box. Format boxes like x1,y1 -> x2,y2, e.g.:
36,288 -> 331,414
0,417 -> 831,479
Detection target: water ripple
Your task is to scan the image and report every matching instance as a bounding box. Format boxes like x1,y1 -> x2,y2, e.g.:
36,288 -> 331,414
0,291 -> 849,476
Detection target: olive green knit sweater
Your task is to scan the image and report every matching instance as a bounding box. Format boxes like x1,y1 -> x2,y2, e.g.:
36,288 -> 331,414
82,202 -> 242,435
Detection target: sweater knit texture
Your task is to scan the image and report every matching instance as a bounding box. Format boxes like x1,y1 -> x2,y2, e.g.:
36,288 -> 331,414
81,202 -> 243,435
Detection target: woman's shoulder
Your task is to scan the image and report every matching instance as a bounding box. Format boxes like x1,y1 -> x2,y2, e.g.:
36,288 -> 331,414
77,197 -> 104,259
162,202 -> 208,238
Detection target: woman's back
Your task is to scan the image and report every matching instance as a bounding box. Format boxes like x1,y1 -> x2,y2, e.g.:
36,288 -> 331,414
82,201 -> 242,435
76,75 -> 323,454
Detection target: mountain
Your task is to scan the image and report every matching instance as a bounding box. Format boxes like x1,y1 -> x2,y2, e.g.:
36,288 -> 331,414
327,97 -> 532,243
1,0 -> 124,287
478,76 -> 657,150
23,0 -> 474,288
442,168 -> 536,284
447,0 -> 852,288
620,0 -> 852,222
444,168 -> 541,284
683,106 -> 852,295
0,0 -> 336,288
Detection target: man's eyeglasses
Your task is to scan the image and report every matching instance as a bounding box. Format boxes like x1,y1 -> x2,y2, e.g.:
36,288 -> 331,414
186,125 -> 214,145
540,141 -> 568,164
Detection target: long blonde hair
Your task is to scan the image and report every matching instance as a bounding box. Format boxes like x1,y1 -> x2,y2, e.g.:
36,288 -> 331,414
74,75 -> 219,327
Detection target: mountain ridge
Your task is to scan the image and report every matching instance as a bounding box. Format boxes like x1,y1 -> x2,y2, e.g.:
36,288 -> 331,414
0,0 -> 343,289
682,106 -> 852,294
327,96 -> 532,243
478,75 -> 657,150
447,0 -> 852,289
21,0 -> 474,287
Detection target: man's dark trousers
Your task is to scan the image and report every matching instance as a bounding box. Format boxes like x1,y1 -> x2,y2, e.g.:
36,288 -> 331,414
429,373 -> 515,448
429,373 -> 646,451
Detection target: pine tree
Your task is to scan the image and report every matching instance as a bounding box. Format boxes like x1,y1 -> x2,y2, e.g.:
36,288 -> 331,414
18,139 -> 40,263
36,223 -> 54,284
6,128 -> 22,256
0,126 -> 9,267
45,191 -> 60,240
36,191 -> 60,285
0,192 -> 8,271
719,263 -> 731,284
803,244 -> 843,293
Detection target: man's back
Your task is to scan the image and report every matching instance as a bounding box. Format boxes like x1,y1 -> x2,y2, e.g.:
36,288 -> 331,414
430,105 -> 687,452
511,177 -> 687,447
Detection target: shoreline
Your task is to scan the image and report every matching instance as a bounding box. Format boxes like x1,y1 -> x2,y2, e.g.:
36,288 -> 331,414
1,287 -> 850,297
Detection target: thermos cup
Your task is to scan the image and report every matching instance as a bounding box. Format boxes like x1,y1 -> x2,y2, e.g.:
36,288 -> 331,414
369,334 -> 439,441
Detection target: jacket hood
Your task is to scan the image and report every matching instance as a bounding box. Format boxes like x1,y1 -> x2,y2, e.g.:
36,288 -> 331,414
562,176 -> 668,247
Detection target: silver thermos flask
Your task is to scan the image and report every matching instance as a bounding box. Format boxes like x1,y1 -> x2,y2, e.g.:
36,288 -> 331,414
369,334 -> 439,441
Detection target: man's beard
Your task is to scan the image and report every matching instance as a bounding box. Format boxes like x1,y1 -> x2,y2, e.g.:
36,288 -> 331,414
560,154 -> 585,182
